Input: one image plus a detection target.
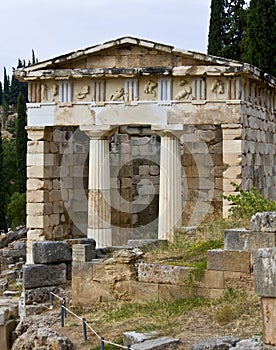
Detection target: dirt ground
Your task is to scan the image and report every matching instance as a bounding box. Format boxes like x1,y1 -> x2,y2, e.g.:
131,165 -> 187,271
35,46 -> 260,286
53,291 -> 262,350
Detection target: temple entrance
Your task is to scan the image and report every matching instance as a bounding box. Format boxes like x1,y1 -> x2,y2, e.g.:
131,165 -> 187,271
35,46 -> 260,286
109,126 -> 161,245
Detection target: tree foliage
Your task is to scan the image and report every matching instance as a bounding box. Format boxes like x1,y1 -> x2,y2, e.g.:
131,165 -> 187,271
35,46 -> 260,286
208,0 -> 276,76
0,124 -> 8,232
242,0 -> 276,77
207,0 -> 225,56
16,93 -> 27,194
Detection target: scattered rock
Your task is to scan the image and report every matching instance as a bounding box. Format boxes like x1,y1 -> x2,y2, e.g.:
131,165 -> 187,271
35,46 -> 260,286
12,311 -> 75,350
191,336 -> 240,350
0,226 -> 27,249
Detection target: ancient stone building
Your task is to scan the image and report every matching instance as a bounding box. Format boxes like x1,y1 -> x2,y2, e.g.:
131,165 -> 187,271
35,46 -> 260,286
14,37 -> 276,263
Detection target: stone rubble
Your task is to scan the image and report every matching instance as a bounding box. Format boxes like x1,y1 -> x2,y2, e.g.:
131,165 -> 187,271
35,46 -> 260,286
11,311 -> 75,350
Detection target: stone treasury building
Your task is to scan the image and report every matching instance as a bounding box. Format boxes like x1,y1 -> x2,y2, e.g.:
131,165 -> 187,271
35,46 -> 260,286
14,37 -> 276,263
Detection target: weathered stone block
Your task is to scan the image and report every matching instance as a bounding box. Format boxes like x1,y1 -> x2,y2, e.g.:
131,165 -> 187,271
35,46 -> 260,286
132,281 -> 159,302
224,229 -> 250,251
224,271 -> 253,290
253,248 -> 276,297
199,270 -> 224,289
248,232 -> 276,251
72,244 -> 95,262
138,263 -> 190,285
0,319 -> 16,350
196,288 -> 225,299
207,249 -> 224,270
250,212 -> 276,233
223,251 -> 251,273
158,284 -> 190,301
131,337 -> 179,350
33,241 -> 71,264
262,297 -> 276,346
23,263 -> 67,289
25,286 -> 62,305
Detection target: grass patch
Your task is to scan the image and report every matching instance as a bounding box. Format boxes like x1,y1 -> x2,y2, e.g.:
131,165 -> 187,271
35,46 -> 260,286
103,296 -> 209,324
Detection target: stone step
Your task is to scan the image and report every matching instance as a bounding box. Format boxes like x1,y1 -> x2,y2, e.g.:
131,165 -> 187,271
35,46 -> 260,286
131,337 -> 179,350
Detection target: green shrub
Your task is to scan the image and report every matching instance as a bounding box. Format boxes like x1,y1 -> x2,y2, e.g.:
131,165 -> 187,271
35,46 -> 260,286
7,192 -> 26,228
224,182 -> 276,220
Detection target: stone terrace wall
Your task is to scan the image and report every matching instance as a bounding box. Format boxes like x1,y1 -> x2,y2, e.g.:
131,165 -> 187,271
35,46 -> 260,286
71,212 -> 276,304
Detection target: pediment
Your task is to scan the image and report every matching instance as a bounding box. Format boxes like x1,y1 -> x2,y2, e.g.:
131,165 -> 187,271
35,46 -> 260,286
20,36 -> 243,72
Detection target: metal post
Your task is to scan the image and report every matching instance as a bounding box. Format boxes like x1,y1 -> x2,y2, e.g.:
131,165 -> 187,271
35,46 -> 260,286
82,318 -> 87,341
63,298 -> 67,318
49,292 -> 53,309
61,303 -> 65,327
101,338 -> 105,350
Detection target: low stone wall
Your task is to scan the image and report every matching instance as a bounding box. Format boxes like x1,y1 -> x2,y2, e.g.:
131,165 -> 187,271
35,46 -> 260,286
72,212 -> 276,304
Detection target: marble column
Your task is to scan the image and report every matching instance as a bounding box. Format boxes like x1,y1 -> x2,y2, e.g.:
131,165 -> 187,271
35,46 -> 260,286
83,127 -> 113,248
158,131 -> 182,241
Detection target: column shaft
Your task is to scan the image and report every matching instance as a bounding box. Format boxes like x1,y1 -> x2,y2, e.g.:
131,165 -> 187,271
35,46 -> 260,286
87,137 -> 112,247
158,133 -> 182,240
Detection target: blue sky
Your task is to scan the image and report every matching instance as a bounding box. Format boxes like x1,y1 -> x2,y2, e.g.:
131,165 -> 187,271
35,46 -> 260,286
1,0 -> 212,80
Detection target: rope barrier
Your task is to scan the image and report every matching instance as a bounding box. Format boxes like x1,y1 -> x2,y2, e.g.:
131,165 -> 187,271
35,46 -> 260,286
50,292 -> 132,349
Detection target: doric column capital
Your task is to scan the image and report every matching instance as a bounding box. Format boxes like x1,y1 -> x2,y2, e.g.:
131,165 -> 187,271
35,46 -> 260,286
80,124 -> 114,139
151,124 -> 184,139
26,126 -> 53,141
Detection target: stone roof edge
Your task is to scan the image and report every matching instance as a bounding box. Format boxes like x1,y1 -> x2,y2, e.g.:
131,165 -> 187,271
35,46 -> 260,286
14,36 -> 276,86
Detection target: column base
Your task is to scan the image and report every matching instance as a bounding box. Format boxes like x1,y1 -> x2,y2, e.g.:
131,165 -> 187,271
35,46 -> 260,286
87,228 -> 112,248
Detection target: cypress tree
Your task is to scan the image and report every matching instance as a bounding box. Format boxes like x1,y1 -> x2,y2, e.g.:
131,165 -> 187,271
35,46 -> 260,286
16,93 -> 27,194
242,0 -> 276,76
208,0 -> 247,61
221,0 -> 247,60
208,0 -> 226,56
0,81 -> 2,106
0,123 -> 8,232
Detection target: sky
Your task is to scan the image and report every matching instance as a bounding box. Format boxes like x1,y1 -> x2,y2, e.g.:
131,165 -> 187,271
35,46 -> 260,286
1,0 -> 212,81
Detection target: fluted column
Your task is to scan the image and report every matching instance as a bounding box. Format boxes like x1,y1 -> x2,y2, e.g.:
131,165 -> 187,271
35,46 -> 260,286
82,126 -> 113,248
158,131 -> 182,241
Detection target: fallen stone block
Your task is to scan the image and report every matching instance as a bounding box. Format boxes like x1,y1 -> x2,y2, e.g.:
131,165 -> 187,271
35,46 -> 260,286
123,331 -> 158,345
191,336 -> 239,350
23,263 -> 67,289
131,337 -> 179,350
33,241 -> 72,264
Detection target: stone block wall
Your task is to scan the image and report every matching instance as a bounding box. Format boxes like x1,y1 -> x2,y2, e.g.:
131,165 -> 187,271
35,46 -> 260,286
26,126 -> 89,263
181,125 -> 223,225
241,104 -> 276,200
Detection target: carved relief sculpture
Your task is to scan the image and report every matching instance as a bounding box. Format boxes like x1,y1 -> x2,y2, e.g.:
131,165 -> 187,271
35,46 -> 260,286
52,84 -> 58,100
144,80 -> 158,98
211,79 -> 224,94
110,87 -> 124,101
174,80 -> 192,100
41,83 -> 49,101
77,85 -> 90,99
